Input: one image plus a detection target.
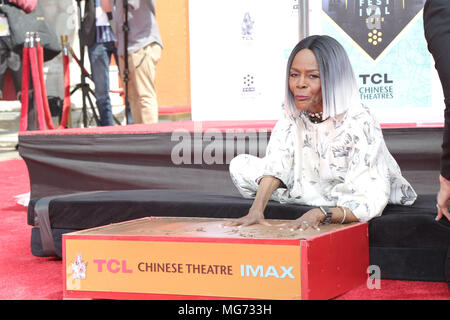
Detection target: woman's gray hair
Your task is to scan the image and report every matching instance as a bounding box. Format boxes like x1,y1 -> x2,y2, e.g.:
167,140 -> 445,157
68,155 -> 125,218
284,35 -> 360,120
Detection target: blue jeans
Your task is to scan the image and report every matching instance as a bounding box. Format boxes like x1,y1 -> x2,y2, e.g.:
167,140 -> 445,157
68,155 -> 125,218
88,42 -> 117,126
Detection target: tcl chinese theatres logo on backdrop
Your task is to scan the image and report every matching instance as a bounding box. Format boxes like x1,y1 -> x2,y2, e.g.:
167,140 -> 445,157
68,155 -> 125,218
322,0 -> 426,60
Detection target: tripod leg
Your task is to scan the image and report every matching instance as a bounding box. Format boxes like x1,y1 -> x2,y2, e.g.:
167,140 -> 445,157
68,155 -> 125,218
113,114 -> 121,125
85,92 -> 100,126
82,92 -> 88,127
70,84 -> 81,96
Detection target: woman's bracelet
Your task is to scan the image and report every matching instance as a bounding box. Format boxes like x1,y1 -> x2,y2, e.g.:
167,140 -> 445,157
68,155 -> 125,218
319,206 -> 347,224
338,206 -> 347,224
319,206 -> 332,224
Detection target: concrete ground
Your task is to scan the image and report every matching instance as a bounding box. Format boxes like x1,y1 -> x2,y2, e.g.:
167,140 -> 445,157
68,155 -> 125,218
0,149 -> 21,162
0,100 -> 20,162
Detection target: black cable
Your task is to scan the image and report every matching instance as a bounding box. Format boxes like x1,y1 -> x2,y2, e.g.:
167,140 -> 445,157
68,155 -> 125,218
123,0 -> 130,124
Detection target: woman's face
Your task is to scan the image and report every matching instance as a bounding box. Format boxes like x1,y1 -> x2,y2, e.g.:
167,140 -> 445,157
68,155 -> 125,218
288,49 -> 323,114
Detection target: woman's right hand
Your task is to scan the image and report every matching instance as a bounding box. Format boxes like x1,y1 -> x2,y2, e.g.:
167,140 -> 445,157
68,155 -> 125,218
224,176 -> 281,227
224,207 -> 271,227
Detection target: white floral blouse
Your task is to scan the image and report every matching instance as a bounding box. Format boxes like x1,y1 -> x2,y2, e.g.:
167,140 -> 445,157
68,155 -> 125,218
229,103 -> 417,222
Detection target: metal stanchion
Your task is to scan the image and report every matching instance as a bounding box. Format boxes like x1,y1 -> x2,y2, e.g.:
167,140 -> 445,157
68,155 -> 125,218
299,0 -> 309,40
59,34 -> 72,129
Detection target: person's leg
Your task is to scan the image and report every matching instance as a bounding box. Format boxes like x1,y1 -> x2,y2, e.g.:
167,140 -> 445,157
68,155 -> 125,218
127,42 -> 161,124
229,154 -> 266,199
424,0 -> 450,179
88,42 -> 114,126
0,47 -> 7,99
7,51 -> 22,99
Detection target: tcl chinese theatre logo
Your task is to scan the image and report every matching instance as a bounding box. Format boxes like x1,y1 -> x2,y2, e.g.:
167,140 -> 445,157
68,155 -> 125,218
323,0 -> 426,60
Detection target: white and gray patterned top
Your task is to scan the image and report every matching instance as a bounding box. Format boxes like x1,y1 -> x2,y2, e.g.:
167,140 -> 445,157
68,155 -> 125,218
254,103 -> 417,222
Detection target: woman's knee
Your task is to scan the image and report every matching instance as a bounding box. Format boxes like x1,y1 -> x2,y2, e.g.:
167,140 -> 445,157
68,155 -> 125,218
229,154 -> 249,176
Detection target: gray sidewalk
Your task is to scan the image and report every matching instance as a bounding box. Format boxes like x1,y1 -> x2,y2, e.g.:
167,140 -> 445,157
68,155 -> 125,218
0,149 -> 20,161
0,100 -> 20,162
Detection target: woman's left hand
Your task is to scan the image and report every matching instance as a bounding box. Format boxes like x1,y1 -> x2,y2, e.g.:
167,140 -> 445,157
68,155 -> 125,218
287,208 -> 324,231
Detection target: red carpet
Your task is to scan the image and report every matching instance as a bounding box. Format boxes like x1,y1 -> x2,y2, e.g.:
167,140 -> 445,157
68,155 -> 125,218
0,159 -> 61,300
0,159 -> 448,300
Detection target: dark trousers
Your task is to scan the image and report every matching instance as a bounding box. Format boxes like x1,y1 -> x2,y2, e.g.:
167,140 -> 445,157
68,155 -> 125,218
0,36 -> 22,99
424,0 -> 450,179
88,41 -> 117,126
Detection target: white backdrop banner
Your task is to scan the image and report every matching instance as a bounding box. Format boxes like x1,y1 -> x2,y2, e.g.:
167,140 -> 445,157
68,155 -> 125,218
189,0 -> 444,125
189,0 -> 300,121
